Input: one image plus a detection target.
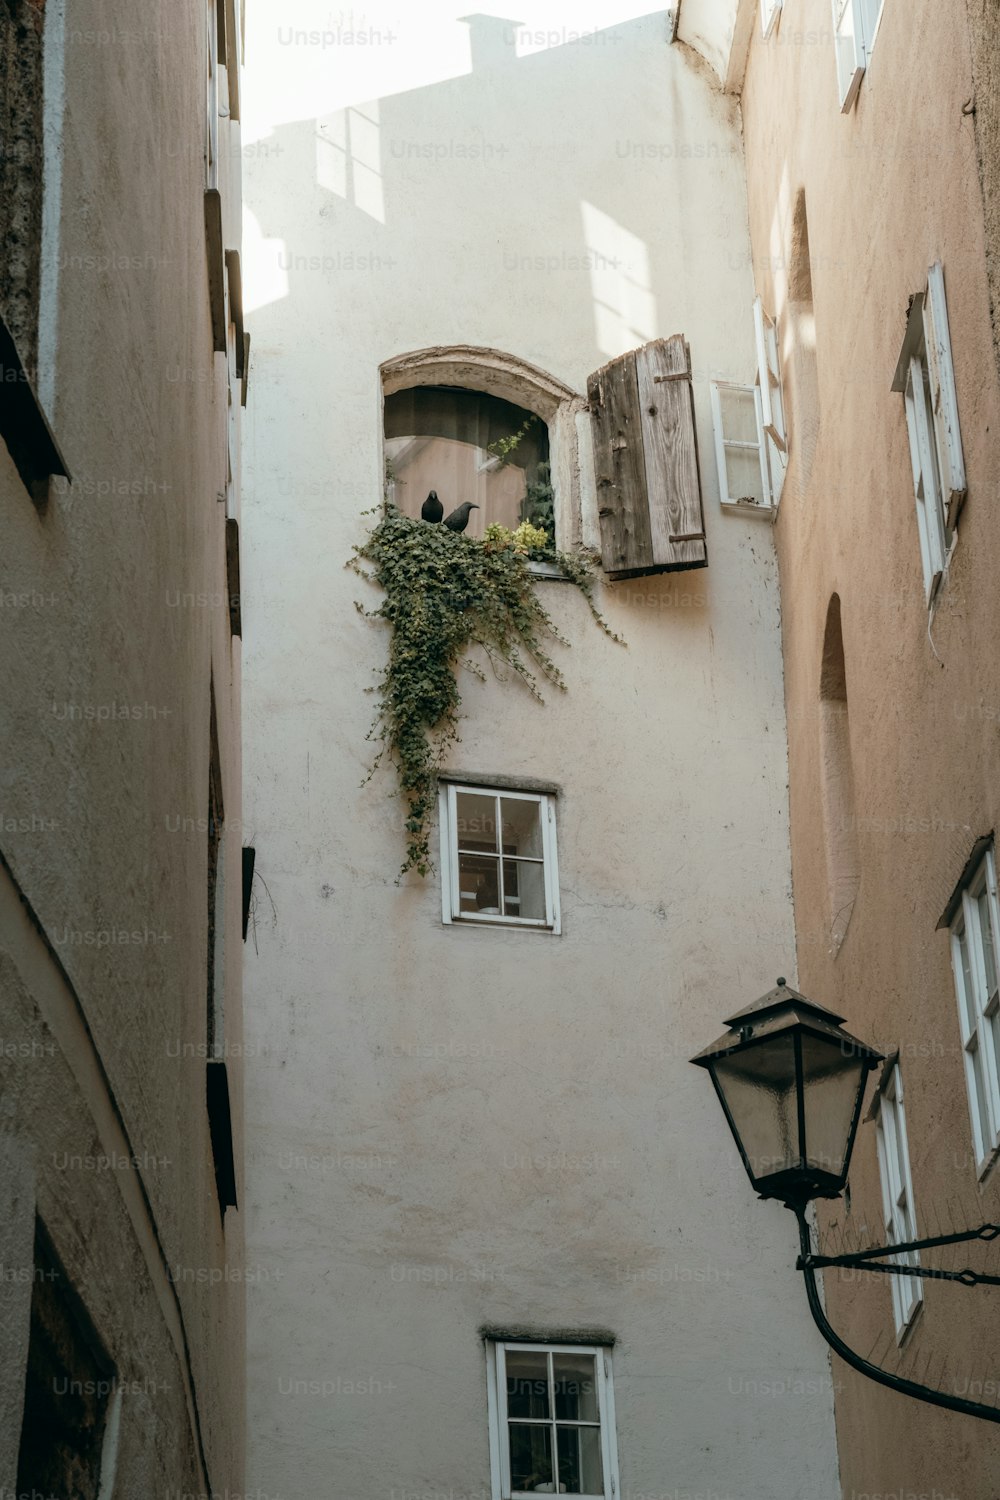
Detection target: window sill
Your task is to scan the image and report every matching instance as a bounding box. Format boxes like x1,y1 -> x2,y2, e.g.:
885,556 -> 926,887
446,914 -> 559,936
720,499 -> 776,522
527,560 -> 570,580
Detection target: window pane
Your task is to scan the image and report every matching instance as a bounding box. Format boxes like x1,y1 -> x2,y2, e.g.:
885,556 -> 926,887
456,792 -> 498,852
557,1425 -> 604,1494
719,385 -> 759,445
504,859 -> 546,921
501,797 -> 544,859
969,1038 -> 993,1151
553,1353 -> 599,1422
458,852 -> 501,914
978,889 -> 998,999
958,927 -> 978,1033
724,444 -> 767,508
506,1350 -> 550,1420
509,1423 -> 553,1492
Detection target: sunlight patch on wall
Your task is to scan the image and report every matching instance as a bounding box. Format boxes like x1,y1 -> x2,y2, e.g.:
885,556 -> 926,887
316,102 -> 385,223
241,205 -> 289,314
581,201 -> 657,358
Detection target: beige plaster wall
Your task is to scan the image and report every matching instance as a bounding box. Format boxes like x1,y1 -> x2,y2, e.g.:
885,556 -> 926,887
242,6 -> 839,1498
0,0 -> 245,1491
742,0 -> 1000,1492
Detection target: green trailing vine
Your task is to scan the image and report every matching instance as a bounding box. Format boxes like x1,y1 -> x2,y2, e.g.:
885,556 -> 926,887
350,504 -> 623,878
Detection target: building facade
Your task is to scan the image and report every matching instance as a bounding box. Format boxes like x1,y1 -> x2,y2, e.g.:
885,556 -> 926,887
737,0 -> 1000,1491
241,5 -> 841,1497
0,0 -> 247,1492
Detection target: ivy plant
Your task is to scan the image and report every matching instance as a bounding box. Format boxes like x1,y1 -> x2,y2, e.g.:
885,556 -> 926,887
351,504 -> 623,877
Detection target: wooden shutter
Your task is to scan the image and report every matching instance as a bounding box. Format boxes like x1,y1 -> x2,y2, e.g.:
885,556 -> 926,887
832,0 -> 866,111
587,336 -> 706,579
922,262 -> 967,528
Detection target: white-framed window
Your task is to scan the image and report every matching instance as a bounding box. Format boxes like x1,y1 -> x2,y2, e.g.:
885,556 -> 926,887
486,1341 -> 620,1500
950,845 -> 1000,1175
439,784 -> 560,932
873,1064 -> 922,1338
892,263 -> 966,606
833,0 -> 885,111
710,380 -> 775,513
752,297 -> 787,503
760,0 -> 782,38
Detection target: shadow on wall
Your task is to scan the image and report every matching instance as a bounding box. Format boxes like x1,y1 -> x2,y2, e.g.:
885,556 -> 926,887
242,9 -> 741,380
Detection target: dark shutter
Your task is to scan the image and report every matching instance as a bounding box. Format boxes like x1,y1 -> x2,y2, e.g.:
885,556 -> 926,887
587,335 -> 707,579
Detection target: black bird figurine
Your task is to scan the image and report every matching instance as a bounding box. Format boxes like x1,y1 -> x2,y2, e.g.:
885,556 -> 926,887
420,490 -> 443,523
443,502 -> 479,532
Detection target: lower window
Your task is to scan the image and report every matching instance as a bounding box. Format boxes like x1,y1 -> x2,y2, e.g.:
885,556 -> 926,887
439,783 -> 560,932
486,1340 -> 619,1499
873,1065 -> 923,1338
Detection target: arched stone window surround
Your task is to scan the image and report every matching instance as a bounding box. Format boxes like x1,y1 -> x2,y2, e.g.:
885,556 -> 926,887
379,345 -> 594,553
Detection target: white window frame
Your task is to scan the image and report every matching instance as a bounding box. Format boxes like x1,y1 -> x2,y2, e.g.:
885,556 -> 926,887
833,0 -> 885,111
752,298 -> 787,503
710,380 -> 775,514
486,1341 -> 620,1500
760,0 -> 782,39
439,783 -> 560,933
873,1064 -> 923,1338
950,846 -> 1000,1176
893,263 -> 965,606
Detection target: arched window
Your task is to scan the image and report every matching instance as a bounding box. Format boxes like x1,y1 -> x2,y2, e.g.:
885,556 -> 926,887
381,346 -> 588,554
819,595 -> 861,952
384,385 -> 551,539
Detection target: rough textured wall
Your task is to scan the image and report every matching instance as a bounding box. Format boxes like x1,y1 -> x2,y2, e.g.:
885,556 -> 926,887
0,0 -> 245,1491
242,7 -> 839,1498
967,0 -> 1000,380
0,0 -> 45,372
742,0 -> 1000,1493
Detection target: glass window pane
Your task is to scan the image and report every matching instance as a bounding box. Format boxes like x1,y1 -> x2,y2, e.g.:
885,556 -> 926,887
501,797 -> 544,858
458,852 -> 500,914
724,444 -> 767,507
978,889 -> 998,998
969,1038 -> 992,1151
557,1425 -> 603,1495
503,859 -> 546,921
958,926 -> 977,1033
719,386 -> 759,445
506,1349 -> 550,1420
553,1353 -> 599,1422
509,1423 -> 553,1492
711,1035 -> 799,1180
455,792 -> 498,852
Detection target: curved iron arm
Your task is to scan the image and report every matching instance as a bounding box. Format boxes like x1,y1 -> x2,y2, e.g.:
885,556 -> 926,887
791,1203 -> 1000,1424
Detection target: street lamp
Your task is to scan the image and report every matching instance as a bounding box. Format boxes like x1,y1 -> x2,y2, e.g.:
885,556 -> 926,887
692,979 -> 1000,1425
690,978 -> 881,1208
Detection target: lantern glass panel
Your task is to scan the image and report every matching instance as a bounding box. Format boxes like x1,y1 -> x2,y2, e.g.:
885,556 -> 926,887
800,1034 -> 867,1179
711,1034 -> 799,1180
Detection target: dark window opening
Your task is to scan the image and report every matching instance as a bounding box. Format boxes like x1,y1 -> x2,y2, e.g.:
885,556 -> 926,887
384,385 -> 553,541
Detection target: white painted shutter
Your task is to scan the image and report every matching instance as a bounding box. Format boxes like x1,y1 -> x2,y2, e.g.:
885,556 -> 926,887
753,297 -> 786,453
832,0 -> 866,112
922,262 -> 967,528
760,0 -> 781,38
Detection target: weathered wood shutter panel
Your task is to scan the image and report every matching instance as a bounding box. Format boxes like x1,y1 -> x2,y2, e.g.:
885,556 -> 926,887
587,335 -> 707,579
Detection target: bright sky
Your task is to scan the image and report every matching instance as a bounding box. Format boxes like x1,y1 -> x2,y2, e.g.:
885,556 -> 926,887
243,1 -> 663,141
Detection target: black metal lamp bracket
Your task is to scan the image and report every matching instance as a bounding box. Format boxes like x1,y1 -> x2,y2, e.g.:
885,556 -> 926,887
791,1204 -> 1000,1423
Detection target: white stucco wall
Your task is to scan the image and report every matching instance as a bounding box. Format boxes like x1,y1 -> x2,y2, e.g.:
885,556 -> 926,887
242,5 -> 840,1497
